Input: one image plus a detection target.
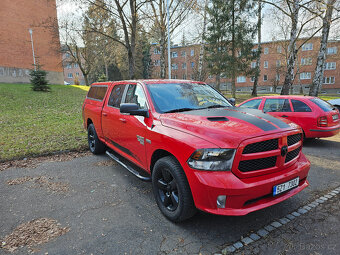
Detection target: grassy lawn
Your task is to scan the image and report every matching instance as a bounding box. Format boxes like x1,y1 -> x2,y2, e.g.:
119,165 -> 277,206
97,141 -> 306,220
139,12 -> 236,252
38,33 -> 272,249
0,84 -> 89,162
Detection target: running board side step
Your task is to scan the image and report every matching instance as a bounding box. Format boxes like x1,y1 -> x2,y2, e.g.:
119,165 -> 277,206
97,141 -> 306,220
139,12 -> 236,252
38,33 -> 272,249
105,151 -> 151,182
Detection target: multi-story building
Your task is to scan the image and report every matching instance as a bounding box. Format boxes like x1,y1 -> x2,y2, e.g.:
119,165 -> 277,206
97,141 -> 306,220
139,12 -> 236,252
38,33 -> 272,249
0,0 -> 63,84
62,50 -> 86,85
150,37 -> 340,94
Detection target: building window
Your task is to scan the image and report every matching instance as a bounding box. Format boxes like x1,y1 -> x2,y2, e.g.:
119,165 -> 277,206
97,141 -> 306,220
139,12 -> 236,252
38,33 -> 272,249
264,48 -> 269,54
301,57 -> 312,65
325,62 -> 336,70
251,62 -> 256,68
264,61 -> 268,68
302,43 -> 313,51
277,46 -> 282,53
191,74 -> 195,80
182,63 -> 186,69
67,63 -> 72,69
73,63 -> 79,68
154,59 -> 160,66
276,60 -> 281,67
181,51 -> 186,57
208,74 -> 213,79
300,72 -> 311,80
263,75 -> 268,81
276,74 -> 280,81
220,73 -> 227,78
237,76 -> 246,83
323,76 -> 335,84
65,53 -> 70,58
171,52 -> 178,58
191,62 -> 195,68
171,63 -> 178,70
190,49 -> 195,56
251,76 -> 255,82
67,73 -> 73,78
172,75 -> 178,79
154,48 -> 161,54
327,47 -> 337,55
183,74 -> 187,79
75,72 -> 80,77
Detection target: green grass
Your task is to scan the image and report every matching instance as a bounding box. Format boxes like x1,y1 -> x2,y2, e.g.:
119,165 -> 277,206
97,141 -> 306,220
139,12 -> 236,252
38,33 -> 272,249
0,83 -> 89,162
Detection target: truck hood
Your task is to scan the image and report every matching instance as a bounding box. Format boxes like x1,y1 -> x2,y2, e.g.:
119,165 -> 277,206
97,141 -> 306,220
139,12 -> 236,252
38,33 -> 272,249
160,107 -> 299,148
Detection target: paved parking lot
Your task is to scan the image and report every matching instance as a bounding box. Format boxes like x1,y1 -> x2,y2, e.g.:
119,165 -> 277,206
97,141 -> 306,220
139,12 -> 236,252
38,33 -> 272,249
0,135 -> 339,255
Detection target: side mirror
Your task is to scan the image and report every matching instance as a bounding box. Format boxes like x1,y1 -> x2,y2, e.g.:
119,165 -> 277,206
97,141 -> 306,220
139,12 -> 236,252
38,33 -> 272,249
120,103 -> 149,117
228,98 -> 236,106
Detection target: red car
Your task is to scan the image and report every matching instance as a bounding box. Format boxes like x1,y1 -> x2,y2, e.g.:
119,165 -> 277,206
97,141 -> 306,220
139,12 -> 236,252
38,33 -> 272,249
238,96 -> 340,139
82,80 -> 310,222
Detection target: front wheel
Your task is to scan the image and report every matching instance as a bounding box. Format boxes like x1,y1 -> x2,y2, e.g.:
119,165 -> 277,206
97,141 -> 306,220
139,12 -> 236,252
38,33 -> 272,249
87,123 -> 106,154
152,156 -> 196,222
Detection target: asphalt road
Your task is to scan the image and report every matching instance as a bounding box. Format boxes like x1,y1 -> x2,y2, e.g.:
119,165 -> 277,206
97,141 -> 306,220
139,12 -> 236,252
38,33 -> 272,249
0,135 -> 339,255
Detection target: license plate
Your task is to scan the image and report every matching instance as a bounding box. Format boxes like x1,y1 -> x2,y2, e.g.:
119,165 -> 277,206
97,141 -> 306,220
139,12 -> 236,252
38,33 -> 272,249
273,177 -> 299,196
332,114 -> 339,121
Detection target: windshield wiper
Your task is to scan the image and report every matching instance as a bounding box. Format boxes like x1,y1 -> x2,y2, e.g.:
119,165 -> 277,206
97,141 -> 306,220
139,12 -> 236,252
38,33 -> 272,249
202,104 -> 227,109
164,108 -> 198,113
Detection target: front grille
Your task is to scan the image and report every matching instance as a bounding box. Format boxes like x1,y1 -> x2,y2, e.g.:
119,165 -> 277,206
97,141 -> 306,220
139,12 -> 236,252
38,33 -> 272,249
239,156 -> 277,172
285,146 -> 301,163
243,139 -> 278,154
287,134 -> 301,146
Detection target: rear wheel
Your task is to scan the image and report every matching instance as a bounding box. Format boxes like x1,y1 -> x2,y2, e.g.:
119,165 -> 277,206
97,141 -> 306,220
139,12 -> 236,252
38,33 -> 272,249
87,123 -> 106,154
152,156 -> 196,222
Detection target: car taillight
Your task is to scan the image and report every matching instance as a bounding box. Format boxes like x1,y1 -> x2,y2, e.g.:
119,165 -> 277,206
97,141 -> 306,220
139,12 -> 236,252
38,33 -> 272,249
317,116 -> 328,127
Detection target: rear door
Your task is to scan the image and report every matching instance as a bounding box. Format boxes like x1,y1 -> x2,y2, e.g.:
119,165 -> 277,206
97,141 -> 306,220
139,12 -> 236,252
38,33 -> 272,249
263,98 -> 293,120
288,99 -> 314,133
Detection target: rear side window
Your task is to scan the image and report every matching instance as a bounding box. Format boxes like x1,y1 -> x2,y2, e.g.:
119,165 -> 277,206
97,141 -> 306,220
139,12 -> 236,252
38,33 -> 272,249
108,84 -> 125,107
291,100 -> 312,112
310,98 -> 333,112
87,86 -> 108,101
263,99 -> 291,112
240,99 -> 262,109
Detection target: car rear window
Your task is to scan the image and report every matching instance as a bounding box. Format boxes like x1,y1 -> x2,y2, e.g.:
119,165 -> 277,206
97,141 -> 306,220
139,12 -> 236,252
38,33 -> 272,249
87,86 -> 108,101
310,98 -> 333,112
291,99 -> 312,112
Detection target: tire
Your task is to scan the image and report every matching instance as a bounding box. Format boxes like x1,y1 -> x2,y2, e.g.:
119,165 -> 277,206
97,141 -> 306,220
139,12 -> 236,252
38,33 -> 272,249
87,123 -> 106,154
152,156 -> 196,222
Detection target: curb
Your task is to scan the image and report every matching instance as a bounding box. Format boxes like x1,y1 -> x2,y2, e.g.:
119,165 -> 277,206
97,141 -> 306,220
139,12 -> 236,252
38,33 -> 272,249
216,186 -> 340,255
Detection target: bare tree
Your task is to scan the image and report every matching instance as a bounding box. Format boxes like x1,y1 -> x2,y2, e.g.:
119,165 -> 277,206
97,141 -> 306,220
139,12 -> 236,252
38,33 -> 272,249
251,0 -> 262,96
309,0 -> 337,96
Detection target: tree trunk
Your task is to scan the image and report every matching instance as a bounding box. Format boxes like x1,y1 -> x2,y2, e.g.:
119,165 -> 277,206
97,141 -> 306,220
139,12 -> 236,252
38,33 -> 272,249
309,0 -> 336,96
84,74 -> 89,86
281,0 -> 299,95
215,74 -> 220,91
198,0 -> 208,81
160,33 -> 166,78
252,0 -> 262,97
231,0 -> 236,98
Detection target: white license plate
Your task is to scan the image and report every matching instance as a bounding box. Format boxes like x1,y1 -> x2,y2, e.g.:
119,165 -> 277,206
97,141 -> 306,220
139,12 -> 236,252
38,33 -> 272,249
273,177 -> 299,196
332,114 -> 339,121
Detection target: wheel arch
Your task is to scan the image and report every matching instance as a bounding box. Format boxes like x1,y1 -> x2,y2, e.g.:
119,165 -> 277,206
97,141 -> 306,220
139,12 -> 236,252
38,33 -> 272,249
86,118 -> 93,129
150,149 -> 174,173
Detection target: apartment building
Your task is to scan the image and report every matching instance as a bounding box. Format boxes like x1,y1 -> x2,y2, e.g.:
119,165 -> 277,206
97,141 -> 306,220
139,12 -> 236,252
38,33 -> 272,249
62,51 -> 86,85
150,37 -> 340,94
0,0 -> 63,84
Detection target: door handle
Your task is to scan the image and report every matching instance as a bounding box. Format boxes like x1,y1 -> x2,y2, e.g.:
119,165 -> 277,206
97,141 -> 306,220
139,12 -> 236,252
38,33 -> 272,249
103,113 -> 108,116
281,115 -> 288,118
119,118 -> 126,123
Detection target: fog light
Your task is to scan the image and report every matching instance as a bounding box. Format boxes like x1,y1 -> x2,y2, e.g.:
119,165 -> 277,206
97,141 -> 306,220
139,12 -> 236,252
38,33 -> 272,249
217,195 -> 226,208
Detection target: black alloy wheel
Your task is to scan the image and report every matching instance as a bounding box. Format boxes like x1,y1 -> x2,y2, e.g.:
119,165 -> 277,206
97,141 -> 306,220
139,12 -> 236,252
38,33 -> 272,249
87,123 -> 106,154
156,168 -> 179,211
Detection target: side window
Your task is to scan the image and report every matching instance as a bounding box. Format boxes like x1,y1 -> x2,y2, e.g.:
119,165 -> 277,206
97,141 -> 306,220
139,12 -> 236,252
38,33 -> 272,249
263,99 -> 291,112
291,99 -> 312,112
108,84 -> 125,107
240,99 -> 262,109
87,86 -> 108,101
124,84 -> 148,109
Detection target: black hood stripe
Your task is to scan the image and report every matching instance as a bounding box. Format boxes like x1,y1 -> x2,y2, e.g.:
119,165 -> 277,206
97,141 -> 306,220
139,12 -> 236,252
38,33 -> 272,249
239,108 -> 290,129
181,107 -> 289,131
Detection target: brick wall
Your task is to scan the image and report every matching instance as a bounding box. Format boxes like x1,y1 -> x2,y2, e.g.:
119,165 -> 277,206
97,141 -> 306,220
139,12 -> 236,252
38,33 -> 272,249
0,0 -> 63,84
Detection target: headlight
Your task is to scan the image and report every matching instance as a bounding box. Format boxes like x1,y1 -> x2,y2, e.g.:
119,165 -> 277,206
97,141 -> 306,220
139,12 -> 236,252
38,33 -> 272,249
187,148 -> 235,171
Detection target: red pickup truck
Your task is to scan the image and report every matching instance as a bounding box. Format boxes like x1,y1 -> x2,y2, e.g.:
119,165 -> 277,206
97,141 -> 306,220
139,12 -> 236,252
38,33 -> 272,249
82,80 -> 310,222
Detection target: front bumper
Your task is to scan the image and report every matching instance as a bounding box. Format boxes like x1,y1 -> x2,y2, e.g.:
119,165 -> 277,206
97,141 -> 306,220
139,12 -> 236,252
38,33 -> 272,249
184,152 -> 310,216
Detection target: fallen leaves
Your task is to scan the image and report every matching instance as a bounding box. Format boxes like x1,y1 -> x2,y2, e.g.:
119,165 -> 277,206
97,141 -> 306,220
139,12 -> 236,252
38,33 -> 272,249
93,160 -> 117,167
1,218 -> 70,252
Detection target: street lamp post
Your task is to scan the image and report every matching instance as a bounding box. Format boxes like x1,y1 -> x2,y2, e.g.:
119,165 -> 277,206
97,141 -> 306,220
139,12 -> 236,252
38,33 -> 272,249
166,0 -> 171,79
28,28 -> 36,71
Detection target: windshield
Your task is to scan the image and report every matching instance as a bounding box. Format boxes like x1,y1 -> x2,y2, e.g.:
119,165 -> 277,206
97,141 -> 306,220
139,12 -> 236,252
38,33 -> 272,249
146,82 -> 232,113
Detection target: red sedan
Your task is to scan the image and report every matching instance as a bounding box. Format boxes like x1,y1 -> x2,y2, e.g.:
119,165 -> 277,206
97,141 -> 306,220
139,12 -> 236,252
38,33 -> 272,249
238,96 -> 340,138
